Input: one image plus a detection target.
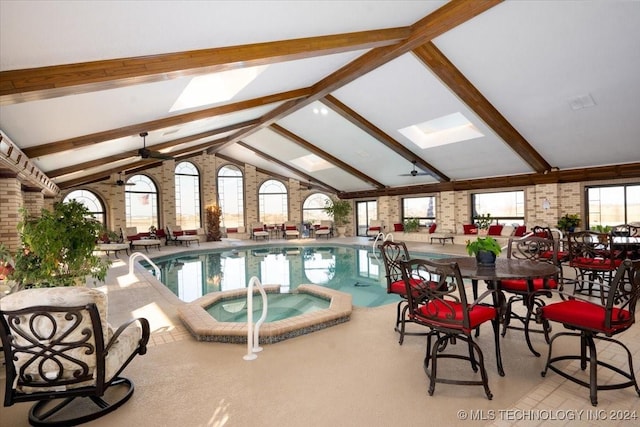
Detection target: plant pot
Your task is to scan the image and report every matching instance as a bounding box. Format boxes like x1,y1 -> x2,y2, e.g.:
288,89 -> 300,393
475,250 -> 496,266
336,226 -> 347,237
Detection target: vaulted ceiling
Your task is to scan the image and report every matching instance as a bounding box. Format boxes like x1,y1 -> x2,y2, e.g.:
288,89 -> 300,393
1,1 -> 639,199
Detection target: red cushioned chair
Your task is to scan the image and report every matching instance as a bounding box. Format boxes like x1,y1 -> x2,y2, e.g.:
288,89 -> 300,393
567,231 -> 623,297
378,240 -> 426,344
400,258 -> 504,399
500,235 -> 560,356
536,259 -> 640,406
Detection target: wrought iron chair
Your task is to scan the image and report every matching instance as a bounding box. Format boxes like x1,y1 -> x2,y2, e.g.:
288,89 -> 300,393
0,287 -> 150,426
567,231 -> 623,297
377,240 -> 426,344
499,235 -> 560,355
401,258 -> 504,399
536,259 -> 640,406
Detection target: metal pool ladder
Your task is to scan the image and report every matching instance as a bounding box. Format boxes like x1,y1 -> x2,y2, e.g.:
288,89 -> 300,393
244,276 -> 268,361
129,252 -> 160,278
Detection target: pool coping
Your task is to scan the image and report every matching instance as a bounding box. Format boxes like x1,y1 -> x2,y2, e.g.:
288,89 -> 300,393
177,284 -> 352,344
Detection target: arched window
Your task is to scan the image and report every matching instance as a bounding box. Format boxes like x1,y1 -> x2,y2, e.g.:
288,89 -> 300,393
302,193 -> 332,225
125,175 -> 159,231
217,165 -> 244,228
175,161 -> 201,229
259,179 -> 288,224
63,189 -> 106,226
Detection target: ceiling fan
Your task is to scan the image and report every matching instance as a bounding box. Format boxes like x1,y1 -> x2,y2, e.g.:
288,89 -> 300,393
399,160 -> 431,177
102,172 -> 134,186
138,132 -> 173,160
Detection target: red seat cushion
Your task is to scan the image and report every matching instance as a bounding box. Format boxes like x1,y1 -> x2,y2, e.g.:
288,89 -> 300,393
501,277 -> 558,292
463,224 -> 478,235
286,226 -> 297,230
487,225 -> 503,236
226,228 -> 238,233
369,226 -> 381,232
417,300 -> 497,333
514,225 -> 527,237
571,257 -> 622,271
389,278 -> 423,296
540,300 -> 632,334
428,223 -> 437,233
174,230 -> 184,236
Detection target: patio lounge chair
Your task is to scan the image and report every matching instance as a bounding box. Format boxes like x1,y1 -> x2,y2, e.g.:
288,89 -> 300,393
121,227 -> 162,252
166,225 -> 200,246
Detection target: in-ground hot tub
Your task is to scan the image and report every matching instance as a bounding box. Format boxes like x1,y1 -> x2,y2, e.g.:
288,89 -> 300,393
177,284 -> 352,344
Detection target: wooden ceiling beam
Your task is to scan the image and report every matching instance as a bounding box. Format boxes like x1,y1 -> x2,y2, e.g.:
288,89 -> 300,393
1,28 -> 410,104
23,90 -> 305,158
213,0 -> 503,150
339,162 -> 640,199
269,124 -> 385,189
321,95 -> 450,182
236,141 -> 340,194
412,42 -> 551,173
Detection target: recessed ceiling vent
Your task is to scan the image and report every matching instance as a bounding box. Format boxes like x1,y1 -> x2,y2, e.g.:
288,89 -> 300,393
569,93 -> 596,111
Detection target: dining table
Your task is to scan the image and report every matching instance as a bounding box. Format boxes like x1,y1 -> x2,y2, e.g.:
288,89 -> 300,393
611,236 -> 640,260
443,256 -> 560,356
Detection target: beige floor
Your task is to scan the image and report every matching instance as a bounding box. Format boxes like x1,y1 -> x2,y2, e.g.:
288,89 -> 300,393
1,237 -> 638,426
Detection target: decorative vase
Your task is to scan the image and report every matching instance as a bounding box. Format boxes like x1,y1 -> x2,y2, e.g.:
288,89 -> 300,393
476,250 -> 496,266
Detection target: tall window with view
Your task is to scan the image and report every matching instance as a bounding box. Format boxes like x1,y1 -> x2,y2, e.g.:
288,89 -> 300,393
175,161 -> 201,230
471,191 -> 525,226
303,193 -> 332,225
125,175 -> 159,230
587,184 -> 640,228
258,179 -> 288,224
217,165 -> 244,228
402,196 -> 436,227
63,189 -> 106,226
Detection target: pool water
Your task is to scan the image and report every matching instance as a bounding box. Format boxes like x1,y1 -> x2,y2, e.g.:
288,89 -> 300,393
207,292 -> 330,323
147,244 -> 445,308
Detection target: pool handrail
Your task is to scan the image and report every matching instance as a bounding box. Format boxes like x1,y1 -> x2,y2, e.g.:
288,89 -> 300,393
129,251 -> 160,278
243,276 -> 268,361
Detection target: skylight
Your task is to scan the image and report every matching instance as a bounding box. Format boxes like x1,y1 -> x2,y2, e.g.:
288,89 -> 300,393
290,154 -> 334,172
399,112 -> 484,149
170,66 -> 267,112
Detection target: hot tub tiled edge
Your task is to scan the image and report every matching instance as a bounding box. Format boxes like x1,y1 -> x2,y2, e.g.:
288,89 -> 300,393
177,284 -> 352,344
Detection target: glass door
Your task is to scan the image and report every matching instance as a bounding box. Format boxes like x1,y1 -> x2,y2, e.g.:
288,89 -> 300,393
356,200 -> 378,237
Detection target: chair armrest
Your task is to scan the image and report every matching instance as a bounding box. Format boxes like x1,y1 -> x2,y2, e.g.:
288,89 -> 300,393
468,288 -> 502,310
105,317 -> 151,355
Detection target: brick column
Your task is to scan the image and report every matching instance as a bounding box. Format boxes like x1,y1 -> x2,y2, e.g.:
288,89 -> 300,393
0,175 -> 23,251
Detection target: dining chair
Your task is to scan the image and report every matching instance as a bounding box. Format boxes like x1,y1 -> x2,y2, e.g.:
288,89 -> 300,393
377,240 -> 425,344
500,235 -> 560,355
0,286 -> 150,426
535,258 -> 640,406
567,231 -> 623,297
400,258 -> 504,399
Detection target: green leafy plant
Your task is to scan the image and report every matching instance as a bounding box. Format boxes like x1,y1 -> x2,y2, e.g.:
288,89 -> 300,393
465,236 -> 502,257
403,217 -> 420,233
12,200 -> 110,288
591,224 -> 611,233
323,198 -> 352,227
474,213 -> 493,230
0,242 -> 15,280
206,205 -> 222,241
557,214 -> 581,231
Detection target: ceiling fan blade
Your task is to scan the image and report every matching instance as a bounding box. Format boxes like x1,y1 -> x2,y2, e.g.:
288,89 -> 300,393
138,148 -> 173,160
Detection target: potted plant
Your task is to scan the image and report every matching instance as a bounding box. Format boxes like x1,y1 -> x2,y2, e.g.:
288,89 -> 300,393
148,225 -> 158,238
557,214 -> 581,232
206,205 -> 222,241
475,213 -> 493,235
0,242 -> 15,281
403,217 -> 420,233
466,236 -> 502,266
323,198 -> 352,237
11,200 -> 110,288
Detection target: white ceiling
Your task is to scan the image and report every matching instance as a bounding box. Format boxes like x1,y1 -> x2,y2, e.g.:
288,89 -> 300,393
1,1 -> 639,196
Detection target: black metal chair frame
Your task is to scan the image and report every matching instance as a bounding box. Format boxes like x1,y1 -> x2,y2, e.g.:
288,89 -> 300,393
401,258 -> 504,400
500,235 -> 560,355
1,302 -> 150,426
567,231 -> 621,298
535,259 -> 640,406
377,240 -> 428,345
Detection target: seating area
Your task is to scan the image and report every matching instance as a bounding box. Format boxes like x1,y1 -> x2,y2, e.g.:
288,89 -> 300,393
121,227 -> 163,252
283,222 -> 300,239
314,220 -> 333,239
165,225 -> 200,246
250,223 -> 269,240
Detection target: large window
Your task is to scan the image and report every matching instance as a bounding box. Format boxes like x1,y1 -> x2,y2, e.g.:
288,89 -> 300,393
471,191 -> 525,225
125,174 -> 159,230
586,183 -> 640,228
175,161 -> 201,229
356,200 -> 377,236
302,193 -> 332,224
63,189 -> 106,226
258,179 -> 288,224
401,196 -> 436,227
217,165 -> 244,228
